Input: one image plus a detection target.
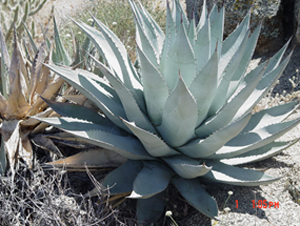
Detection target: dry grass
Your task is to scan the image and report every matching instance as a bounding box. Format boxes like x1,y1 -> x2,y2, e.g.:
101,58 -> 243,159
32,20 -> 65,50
0,149 -> 124,226
59,0 -> 166,62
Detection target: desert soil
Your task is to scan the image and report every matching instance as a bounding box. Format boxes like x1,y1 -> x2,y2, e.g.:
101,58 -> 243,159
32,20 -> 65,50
35,1 -> 300,225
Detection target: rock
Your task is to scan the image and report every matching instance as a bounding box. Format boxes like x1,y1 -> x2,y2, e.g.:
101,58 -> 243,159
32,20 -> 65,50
191,0 -> 297,55
294,0 -> 300,44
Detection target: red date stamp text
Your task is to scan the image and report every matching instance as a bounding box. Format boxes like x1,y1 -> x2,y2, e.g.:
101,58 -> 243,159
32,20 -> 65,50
235,200 -> 279,209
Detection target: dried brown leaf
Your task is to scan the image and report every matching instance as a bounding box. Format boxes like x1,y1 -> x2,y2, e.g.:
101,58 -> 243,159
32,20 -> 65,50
19,132 -> 33,169
6,33 -> 30,119
26,76 -> 64,116
30,111 -> 59,134
0,93 -> 7,117
46,148 -> 126,169
21,107 -> 53,127
32,134 -> 63,157
61,94 -> 87,105
0,120 -> 20,176
18,45 -> 30,99
29,42 -> 47,104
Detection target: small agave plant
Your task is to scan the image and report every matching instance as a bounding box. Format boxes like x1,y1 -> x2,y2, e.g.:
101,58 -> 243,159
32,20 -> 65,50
37,0 -> 300,224
0,18 -> 89,177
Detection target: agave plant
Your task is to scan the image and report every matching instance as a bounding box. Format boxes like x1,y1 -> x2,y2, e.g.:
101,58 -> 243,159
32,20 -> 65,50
0,18 -> 91,176
37,0 -> 300,224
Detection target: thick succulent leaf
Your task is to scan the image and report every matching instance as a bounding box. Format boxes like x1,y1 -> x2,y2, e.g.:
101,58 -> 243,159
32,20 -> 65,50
92,16 -> 146,109
209,29 -> 250,114
159,1 -> 176,73
74,68 -> 120,101
211,118 -> 300,159
264,39 -> 291,76
187,17 -> 196,45
122,119 -> 179,157
136,192 -> 166,226
41,97 -> 115,127
36,116 -> 115,133
53,16 -> 72,65
164,156 -> 212,179
130,1 -> 158,67
221,140 -> 299,165
138,1 -> 165,42
190,48 -> 218,126
209,3 -> 224,57
158,77 -> 198,147
241,101 -> 299,133
195,14 -> 211,72
128,161 -> 174,199
225,25 -> 261,100
134,13 -> 158,67
172,177 -> 218,220
45,64 -> 129,132
160,15 -> 196,90
196,0 -> 207,31
137,45 -> 169,125
172,0 -> 189,29
221,12 -> 250,59
46,148 -> 126,169
203,161 -> 282,186
129,0 -> 164,56
72,19 -> 145,110
86,160 -> 143,197
90,55 -> 156,133
179,114 -> 251,158
233,51 -> 292,120
196,62 -> 266,137
208,4 -> 218,24
35,117 -> 153,160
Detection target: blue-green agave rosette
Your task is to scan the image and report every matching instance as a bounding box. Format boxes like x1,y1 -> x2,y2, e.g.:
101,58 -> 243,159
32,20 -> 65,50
36,0 -> 300,224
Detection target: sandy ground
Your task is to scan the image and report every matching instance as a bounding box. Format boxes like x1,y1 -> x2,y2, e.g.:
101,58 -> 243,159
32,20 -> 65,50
34,1 -> 300,225
36,0 -> 89,23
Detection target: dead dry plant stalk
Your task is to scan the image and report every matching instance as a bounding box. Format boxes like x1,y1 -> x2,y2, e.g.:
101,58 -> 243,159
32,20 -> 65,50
0,161 -> 121,226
